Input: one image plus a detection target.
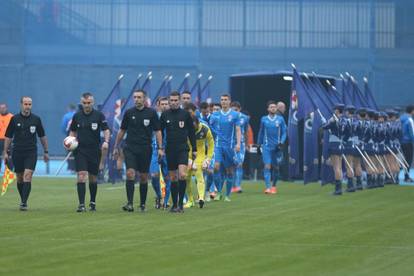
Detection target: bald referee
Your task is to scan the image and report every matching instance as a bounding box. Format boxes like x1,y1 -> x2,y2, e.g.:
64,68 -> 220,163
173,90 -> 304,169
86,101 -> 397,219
3,96 -> 49,211
69,92 -> 110,212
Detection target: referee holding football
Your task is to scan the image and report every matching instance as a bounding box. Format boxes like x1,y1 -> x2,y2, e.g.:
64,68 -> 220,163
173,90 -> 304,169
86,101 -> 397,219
69,92 -> 110,212
160,91 -> 197,213
3,96 -> 49,211
113,90 -> 163,212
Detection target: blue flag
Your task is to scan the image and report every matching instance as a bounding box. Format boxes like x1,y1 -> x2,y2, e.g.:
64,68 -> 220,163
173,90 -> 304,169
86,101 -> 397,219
100,75 -> 123,184
141,75 -> 152,106
190,77 -> 202,106
363,78 -> 378,110
341,77 -> 354,106
101,75 -> 123,133
304,77 -> 334,184
306,76 -> 338,185
311,76 -> 337,108
288,88 -> 300,179
293,69 -> 314,120
327,84 -> 342,105
122,74 -> 142,116
152,76 -> 169,105
177,74 -> 190,93
166,77 -> 172,96
349,78 -> 369,109
200,76 -> 212,104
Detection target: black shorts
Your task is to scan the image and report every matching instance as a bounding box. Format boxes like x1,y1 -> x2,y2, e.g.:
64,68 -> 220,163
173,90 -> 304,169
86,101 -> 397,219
0,139 -> 4,155
12,149 -> 37,173
124,146 -> 152,173
74,148 -> 101,175
166,147 -> 189,171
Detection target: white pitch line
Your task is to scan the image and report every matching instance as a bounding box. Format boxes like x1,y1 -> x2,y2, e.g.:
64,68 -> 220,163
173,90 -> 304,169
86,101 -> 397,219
0,236 -> 412,251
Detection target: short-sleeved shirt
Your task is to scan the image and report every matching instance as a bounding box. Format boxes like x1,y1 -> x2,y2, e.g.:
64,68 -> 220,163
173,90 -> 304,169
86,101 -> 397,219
160,108 -> 196,152
209,109 -> 241,148
69,109 -> 109,149
120,106 -> 161,150
5,112 -> 46,152
0,112 -> 13,139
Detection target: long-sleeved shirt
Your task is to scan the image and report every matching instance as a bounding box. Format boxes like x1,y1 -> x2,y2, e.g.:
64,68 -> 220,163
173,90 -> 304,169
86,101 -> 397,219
188,122 -> 214,163
257,114 -> 287,149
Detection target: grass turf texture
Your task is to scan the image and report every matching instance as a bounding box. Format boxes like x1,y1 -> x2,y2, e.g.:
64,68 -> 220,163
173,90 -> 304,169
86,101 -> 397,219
1,178 -> 414,276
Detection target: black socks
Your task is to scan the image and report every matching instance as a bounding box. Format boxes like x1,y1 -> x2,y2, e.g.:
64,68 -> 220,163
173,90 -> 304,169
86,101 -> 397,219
139,182 -> 148,206
178,180 -> 187,208
17,182 -> 23,203
20,182 -> 32,204
126,180 -> 135,204
89,182 -> 97,203
77,182 -> 86,205
171,181 -> 178,208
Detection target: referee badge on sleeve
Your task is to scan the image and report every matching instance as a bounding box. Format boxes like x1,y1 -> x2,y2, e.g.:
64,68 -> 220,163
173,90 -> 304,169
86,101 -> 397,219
179,121 -> 185,128
30,126 -> 36,133
91,123 -> 98,130
143,119 -> 150,126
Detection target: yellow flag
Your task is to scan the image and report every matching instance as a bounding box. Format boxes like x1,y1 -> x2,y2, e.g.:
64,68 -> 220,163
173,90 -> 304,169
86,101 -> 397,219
1,165 -> 16,196
160,167 -> 166,198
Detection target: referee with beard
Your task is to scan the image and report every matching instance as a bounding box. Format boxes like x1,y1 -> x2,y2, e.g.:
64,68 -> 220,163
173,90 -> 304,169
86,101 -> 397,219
160,91 -> 196,213
113,89 -> 163,212
69,92 -> 110,212
3,96 -> 49,211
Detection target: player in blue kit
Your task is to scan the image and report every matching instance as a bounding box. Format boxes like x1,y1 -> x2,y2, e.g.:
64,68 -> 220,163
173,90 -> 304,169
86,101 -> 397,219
209,94 -> 242,201
230,101 -> 249,193
257,101 -> 287,194
150,97 -> 170,209
149,97 -> 171,209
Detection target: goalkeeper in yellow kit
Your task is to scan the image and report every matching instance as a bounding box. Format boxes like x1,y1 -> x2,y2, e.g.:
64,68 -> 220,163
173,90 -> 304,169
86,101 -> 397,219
184,104 -> 214,208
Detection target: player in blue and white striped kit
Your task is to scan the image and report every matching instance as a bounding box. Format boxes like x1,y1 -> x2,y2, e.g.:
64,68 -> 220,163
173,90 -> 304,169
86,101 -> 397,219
257,101 -> 286,194
209,94 -> 242,201
230,101 -> 249,193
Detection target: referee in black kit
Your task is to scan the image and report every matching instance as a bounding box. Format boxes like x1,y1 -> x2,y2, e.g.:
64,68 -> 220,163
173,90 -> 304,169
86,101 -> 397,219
113,89 -> 164,212
160,91 -> 197,213
69,92 -> 110,212
3,96 -> 49,211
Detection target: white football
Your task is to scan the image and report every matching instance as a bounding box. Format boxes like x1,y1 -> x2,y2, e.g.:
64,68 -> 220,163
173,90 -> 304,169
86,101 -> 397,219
63,136 -> 78,151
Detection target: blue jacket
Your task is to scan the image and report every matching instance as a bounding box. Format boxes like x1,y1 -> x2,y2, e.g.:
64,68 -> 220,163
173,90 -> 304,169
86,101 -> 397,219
400,113 -> 414,144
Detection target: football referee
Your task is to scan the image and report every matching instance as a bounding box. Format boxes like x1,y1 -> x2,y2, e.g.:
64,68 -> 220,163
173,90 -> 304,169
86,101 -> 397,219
160,91 -> 197,213
3,96 -> 49,211
113,90 -> 163,212
69,92 -> 110,212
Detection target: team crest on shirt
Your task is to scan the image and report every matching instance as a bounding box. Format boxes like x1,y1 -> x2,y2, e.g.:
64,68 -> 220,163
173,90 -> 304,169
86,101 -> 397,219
91,123 -> 98,130
143,119 -> 150,126
228,115 -> 232,121
30,126 -> 36,133
275,121 -> 280,127
179,121 -> 185,128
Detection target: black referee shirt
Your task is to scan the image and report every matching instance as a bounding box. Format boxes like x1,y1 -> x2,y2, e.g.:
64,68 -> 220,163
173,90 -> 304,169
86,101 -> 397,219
121,106 -> 161,149
69,109 -> 109,149
5,112 -> 46,152
160,108 -> 196,151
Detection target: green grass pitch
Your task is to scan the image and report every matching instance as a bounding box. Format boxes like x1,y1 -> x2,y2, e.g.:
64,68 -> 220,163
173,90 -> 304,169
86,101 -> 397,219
1,178 -> 414,276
